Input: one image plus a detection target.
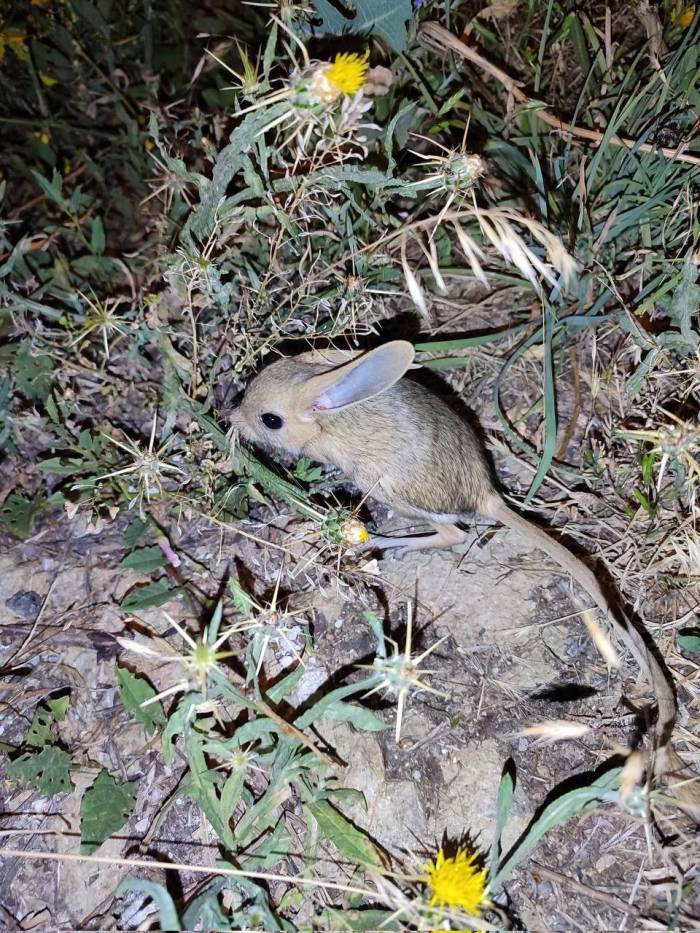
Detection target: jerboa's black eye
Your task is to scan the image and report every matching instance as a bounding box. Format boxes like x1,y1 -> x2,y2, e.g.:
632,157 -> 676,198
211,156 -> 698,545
261,412 -> 283,430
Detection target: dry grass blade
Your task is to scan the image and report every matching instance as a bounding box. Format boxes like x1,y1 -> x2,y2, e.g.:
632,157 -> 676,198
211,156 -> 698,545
520,721 -> 592,745
582,610 -> 620,668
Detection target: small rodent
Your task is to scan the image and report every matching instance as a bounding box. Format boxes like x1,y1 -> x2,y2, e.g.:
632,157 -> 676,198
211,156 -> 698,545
231,340 -> 697,814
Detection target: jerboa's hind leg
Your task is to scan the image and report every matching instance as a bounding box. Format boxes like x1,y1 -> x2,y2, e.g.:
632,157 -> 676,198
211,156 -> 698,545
356,522 -> 467,552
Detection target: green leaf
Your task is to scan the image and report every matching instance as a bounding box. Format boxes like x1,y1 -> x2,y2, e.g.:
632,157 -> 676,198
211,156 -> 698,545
13,340 -> 54,401
7,747 -> 72,795
315,699 -> 387,732
525,303 -> 557,504
70,255 -> 122,279
37,456 -> 87,476
488,763 -> 515,888
47,695 -> 70,721
492,768 -> 621,891
0,492 -> 42,539
123,517 -> 149,548
188,105 -> 290,243
310,0 -> 413,52
117,880 -> 181,931
415,326 -> 524,355
305,799 -> 383,868
294,457 -> 323,483
362,610 -> 386,657
162,694 -> 201,765
318,907 -> 401,931
80,769 -> 137,854
120,580 -> 184,611
677,629 -> 700,653
31,168 -> 63,205
264,664 -> 306,704
45,394 -> 60,424
26,706 -> 57,748
90,217 -> 106,255
229,577 -> 254,614
182,731 -> 236,849
181,880 -> 229,931
116,667 -> 166,735
295,675 -> 383,730
667,254 -> 700,348
119,546 -> 166,574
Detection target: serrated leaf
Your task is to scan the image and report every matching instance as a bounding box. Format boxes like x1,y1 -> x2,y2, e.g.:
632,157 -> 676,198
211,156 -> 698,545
120,580 -> 184,611
13,340 -> 54,401
7,747 -> 72,795
310,0 -> 413,52
182,732 -> 236,849
188,105 -> 290,243
0,492 -> 42,539
305,799 -> 383,868
119,546 -> 166,574
80,769 -> 137,854
116,667 -> 166,734
677,630 -> 700,653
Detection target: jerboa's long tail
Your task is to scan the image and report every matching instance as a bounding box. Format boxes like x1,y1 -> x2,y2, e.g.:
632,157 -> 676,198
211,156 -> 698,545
486,496 -> 700,817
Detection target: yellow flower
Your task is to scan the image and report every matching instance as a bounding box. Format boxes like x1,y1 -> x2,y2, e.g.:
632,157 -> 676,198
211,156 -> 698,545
670,4 -> 695,26
325,51 -> 369,95
425,846 -> 489,915
307,51 -> 369,104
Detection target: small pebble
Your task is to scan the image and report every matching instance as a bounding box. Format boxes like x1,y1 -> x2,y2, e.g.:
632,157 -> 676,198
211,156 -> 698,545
5,590 -> 42,620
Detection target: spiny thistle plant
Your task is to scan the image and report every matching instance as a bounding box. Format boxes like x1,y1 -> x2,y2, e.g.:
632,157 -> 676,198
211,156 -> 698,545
360,603 -> 448,742
619,409 -> 700,497
82,414 -> 189,517
117,609 -> 238,705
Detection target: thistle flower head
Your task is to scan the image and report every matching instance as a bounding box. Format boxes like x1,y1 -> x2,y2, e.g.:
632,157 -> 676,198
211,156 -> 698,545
308,51 -> 370,104
424,844 -> 489,914
339,516 -> 371,547
412,144 -> 486,198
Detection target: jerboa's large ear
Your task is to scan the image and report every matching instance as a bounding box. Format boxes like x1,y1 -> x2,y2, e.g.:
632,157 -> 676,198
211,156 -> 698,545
299,341 -> 414,416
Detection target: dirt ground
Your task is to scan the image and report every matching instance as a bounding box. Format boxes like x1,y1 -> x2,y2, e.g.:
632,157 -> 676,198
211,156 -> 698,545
2,482 -> 691,930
